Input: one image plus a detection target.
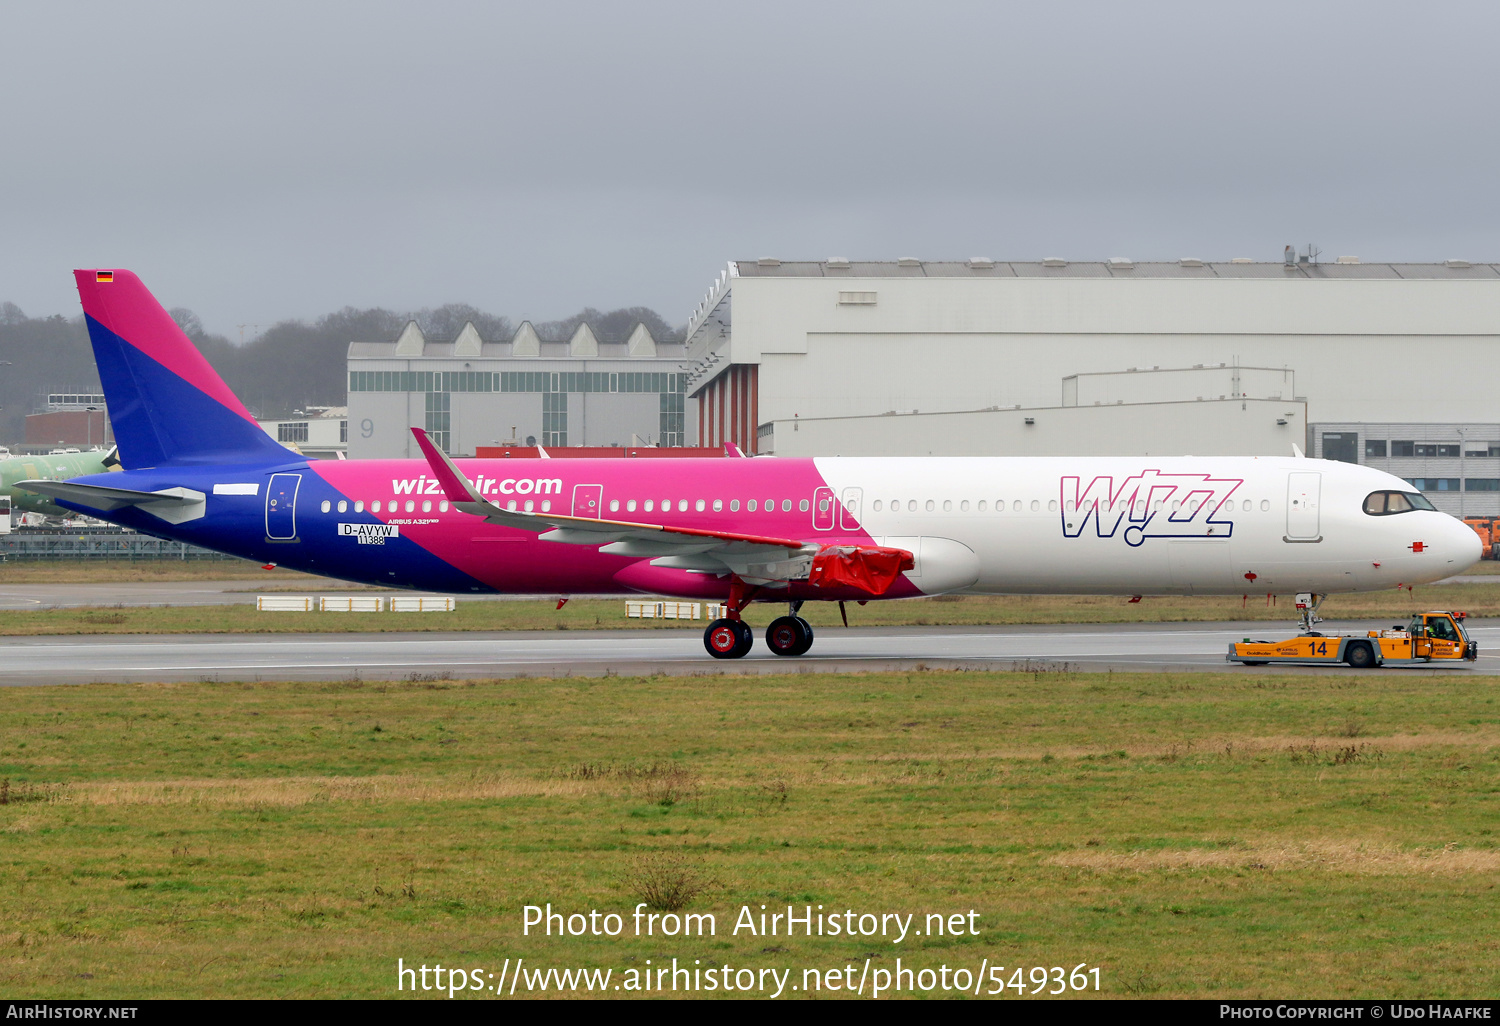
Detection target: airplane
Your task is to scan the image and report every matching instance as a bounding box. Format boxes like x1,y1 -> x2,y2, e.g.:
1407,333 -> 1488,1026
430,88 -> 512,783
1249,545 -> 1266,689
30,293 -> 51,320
0,446 -> 118,519
18,269 -> 1482,660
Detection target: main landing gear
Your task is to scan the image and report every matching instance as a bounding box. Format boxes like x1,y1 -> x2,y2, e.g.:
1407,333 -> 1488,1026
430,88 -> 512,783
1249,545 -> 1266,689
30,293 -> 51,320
702,588 -> 815,659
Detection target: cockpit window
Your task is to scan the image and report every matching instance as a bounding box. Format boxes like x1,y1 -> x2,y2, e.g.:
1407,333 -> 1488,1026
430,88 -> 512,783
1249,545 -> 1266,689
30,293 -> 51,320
1364,490 -> 1433,515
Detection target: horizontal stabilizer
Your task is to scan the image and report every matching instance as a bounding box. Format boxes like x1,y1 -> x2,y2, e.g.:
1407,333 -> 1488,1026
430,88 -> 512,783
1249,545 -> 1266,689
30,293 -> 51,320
15,480 -> 206,523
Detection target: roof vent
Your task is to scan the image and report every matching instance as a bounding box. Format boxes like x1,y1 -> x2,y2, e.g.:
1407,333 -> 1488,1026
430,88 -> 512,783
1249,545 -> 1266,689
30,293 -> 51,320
826,257 -> 850,268
1230,257 -> 1253,264
967,257 -> 995,269
1042,256 -> 1067,268
1108,257 -> 1134,270
1179,257 -> 1203,268
757,257 -> 781,267
1446,259 -> 1472,269
1336,256 -> 1360,264
897,257 -> 922,267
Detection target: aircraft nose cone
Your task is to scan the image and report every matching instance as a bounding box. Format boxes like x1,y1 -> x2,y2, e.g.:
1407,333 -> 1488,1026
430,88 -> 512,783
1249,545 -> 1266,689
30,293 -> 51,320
1450,515 -> 1483,571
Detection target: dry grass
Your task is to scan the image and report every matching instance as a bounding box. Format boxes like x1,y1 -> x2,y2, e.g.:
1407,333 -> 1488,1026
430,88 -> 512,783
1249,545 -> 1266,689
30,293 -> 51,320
1051,840 -> 1500,875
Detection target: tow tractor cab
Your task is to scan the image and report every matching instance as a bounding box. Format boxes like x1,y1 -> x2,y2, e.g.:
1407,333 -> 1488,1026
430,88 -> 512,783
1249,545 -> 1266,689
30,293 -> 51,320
1228,599 -> 1476,668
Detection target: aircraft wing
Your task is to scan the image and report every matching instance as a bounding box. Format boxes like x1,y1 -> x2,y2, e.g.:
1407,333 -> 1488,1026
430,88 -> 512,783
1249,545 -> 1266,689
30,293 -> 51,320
410,428 -> 817,580
13,479 -> 203,512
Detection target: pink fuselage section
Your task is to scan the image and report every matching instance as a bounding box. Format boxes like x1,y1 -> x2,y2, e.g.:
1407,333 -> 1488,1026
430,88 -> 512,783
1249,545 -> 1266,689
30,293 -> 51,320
306,457 -> 916,602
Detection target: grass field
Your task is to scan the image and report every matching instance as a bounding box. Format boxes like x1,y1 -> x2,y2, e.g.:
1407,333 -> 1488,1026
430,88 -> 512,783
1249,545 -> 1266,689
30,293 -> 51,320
2,584 -> 1500,638
0,670 -> 1496,999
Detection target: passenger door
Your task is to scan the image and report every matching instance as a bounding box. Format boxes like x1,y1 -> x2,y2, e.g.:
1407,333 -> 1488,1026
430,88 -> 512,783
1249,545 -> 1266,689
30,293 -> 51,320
265,473 -> 301,540
1286,472 -> 1321,541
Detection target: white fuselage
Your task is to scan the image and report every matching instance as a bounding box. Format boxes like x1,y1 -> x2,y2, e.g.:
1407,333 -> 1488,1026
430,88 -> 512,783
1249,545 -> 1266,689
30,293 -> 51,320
814,456 -> 1480,596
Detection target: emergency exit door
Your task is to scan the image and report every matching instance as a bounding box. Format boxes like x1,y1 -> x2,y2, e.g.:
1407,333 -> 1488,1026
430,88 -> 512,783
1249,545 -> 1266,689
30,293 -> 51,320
572,484 -> 602,519
1286,472 -> 1321,541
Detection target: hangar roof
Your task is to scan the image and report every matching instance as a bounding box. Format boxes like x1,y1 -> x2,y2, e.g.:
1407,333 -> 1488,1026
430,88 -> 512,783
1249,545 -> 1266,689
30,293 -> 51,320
730,259 -> 1500,280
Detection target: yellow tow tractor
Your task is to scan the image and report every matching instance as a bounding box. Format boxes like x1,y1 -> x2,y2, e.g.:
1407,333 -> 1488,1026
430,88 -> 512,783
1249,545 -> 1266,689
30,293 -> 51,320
1228,593 -> 1477,668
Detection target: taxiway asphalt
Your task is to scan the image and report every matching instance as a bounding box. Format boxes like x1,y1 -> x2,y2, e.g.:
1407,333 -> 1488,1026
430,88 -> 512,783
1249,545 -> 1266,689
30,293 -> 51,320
5,620 -> 1500,684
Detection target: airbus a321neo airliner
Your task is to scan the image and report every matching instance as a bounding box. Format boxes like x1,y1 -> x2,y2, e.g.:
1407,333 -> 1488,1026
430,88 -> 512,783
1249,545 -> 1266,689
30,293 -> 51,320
21,270 -> 1481,659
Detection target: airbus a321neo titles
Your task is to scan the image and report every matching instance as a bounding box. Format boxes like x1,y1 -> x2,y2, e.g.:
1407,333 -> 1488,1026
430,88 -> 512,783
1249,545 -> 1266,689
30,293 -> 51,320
20,270 -> 1482,660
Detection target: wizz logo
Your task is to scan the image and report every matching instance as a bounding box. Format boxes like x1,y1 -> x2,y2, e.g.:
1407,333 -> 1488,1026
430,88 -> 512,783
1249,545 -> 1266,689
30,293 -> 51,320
1060,470 -> 1243,547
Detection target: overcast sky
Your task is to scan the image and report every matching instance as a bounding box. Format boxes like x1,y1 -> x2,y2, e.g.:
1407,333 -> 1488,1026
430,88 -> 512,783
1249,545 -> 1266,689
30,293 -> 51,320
3,1 -> 1497,336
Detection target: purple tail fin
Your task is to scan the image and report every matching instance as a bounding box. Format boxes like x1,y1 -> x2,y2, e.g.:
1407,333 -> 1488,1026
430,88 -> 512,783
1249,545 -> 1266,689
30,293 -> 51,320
74,269 -> 297,468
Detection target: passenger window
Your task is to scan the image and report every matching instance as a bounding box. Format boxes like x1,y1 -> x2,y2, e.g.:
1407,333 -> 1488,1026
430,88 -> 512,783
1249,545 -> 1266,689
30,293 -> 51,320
695,499 -> 705,512
679,500 -> 688,512
524,499 -> 534,512
405,500 -> 415,513
1048,500 -> 1058,512
729,499 -> 739,512
960,500 -> 970,512
541,500 -> 551,512
321,500 -> 331,513
943,499 -> 952,512
1260,499 -> 1269,511
1012,500 -> 1021,512
977,500 -> 987,512
627,499 -> 637,512
765,498 -> 774,510
610,499 -> 620,512
372,500 -> 381,513
439,501 -> 449,512
925,500 -> 935,512
819,498 -> 830,512
337,500 -> 347,513
713,499 -> 723,512
355,501 -> 365,513
908,500 -> 917,512
1030,500 -> 1040,512
799,499 -> 810,512
506,499 -> 517,511
872,500 -> 882,512
782,499 -> 793,512
644,500 -> 654,512
747,500 -> 757,512
422,500 -> 432,512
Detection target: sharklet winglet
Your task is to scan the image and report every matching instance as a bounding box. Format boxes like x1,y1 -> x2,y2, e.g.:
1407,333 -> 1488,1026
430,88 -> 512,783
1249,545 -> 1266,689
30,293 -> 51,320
410,428 -> 484,503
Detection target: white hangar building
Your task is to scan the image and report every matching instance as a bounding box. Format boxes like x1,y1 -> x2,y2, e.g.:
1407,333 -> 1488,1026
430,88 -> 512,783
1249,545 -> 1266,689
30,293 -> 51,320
683,257 -> 1500,515
346,320 -> 693,459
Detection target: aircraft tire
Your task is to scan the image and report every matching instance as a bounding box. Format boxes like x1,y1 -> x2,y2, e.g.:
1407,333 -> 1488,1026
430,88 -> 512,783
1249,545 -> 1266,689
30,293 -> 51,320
705,618 -> 753,659
766,616 -> 813,657
792,617 -> 814,655
1344,641 -> 1375,669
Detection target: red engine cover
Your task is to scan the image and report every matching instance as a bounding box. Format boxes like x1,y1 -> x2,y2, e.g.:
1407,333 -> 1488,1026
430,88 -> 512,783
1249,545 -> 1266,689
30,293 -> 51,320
808,545 -> 915,596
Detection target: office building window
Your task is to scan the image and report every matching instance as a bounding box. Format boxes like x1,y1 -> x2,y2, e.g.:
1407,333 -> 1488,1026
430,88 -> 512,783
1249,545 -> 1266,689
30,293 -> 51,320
1466,479 -> 1500,491
1322,432 -> 1358,464
278,422 -> 309,443
425,392 -> 451,452
1365,440 -> 1387,458
659,392 -> 685,447
1391,441 -> 1415,457
542,392 -> 567,447
1414,444 -> 1460,458
1407,478 -> 1461,491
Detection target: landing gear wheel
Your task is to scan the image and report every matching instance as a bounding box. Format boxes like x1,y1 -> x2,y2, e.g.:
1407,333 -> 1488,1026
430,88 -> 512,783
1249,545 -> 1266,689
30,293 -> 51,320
1345,642 -> 1375,669
705,618 -> 753,659
766,616 -> 814,656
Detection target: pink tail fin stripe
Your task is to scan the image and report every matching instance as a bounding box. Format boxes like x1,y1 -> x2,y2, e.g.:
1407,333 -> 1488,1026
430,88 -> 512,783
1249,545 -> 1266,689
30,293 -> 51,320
73,269 -> 258,424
